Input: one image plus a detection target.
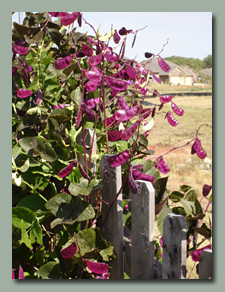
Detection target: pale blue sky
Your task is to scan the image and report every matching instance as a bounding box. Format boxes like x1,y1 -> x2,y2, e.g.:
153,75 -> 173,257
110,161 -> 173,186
12,12 -> 212,62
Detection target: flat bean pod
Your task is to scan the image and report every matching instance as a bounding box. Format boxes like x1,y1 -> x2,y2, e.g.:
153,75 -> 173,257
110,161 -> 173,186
107,149 -> 130,167
114,105 -> 138,122
105,75 -> 127,91
121,120 -> 139,141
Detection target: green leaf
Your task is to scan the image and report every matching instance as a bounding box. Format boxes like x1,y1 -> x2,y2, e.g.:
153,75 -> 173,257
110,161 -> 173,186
154,177 -> 168,205
45,193 -> 73,217
18,137 -> 35,157
194,198 -> 203,215
18,158 -> 30,172
32,137 -> 58,162
37,261 -> 61,279
180,185 -> 192,193
169,191 -> 184,203
157,207 -> 172,234
100,246 -> 114,261
69,178 -> 89,196
21,219 -> 32,249
172,206 -> 187,217
186,190 -> 197,201
43,79 -> 59,91
180,199 -> 195,216
48,108 -> 71,124
25,30 -> 44,44
75,228 -> 96,256
12,207 -> 36,229
71,87 -> 82,107
72,198 -> 95,222
28,76 -> 39,92
193,223 -> 211,239
17,194 -> 47,212
13,22 -> 29,38
29,218 -> 43,245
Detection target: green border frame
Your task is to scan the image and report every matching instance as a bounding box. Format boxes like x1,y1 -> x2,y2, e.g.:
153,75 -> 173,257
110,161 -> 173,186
5,1 -> 222,290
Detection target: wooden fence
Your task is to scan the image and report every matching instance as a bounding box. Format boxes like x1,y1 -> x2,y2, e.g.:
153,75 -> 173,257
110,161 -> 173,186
80,129 -> 212,280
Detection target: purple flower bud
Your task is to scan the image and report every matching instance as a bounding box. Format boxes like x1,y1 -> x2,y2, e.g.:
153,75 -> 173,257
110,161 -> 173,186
35,90 -> 43,106
145,52 -> 153,58
113,29 -> 121,44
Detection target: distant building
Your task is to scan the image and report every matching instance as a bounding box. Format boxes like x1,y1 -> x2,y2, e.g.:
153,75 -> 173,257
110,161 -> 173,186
199,68 -> 212,79
144,59 -> 198,85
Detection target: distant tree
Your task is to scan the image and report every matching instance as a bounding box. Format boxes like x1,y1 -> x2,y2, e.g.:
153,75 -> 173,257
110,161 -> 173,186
203,54 -> 212,69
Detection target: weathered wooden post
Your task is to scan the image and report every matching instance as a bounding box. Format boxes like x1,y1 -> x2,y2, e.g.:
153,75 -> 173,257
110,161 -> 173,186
100,155 -> 124,279
77,128 -> 96,175
199,249 -> 212,279
162,213 -> 187,279
131,180 -> 155,279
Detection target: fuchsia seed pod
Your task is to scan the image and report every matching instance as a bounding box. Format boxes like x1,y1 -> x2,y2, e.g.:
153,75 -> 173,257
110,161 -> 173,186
76,104 -> 83,128
85,68 -> 102,83
128,171 -> 138,194
113,29 -> 121,44
160,95 -> 173,104
114,106 -> 138,122
202,184 -> 212,197
84,97 -> 100,109
117,96 -> 130,110
85,81 -> 99,92
75,160 -> 90,181
126,65 -> 137,79
35,90 -> 43,106
58,161 -> 75,178
13,44 -> 28,55
12,67 -> 18,77
60,243 -> 77,259
167,112 -> 179,127
17,89 -> 33,98
132,169 -> 155,184
121,121 -> 139,141
18,265 -> 25,279
54,55 -> 72,70
155,157 -> 170,174
132,164 -> 143,170
191,245 -> 211,262
84,105 -> 96,122
89,53 -> 102,66
82,43 -> 93,57
107,149 -> 130,167
105,50 -> 120,62
108,130 -> 122,142
61,12 -> 79,26
86,260 -> 108,275
171,101 -> 184,116
104,115 -> 117,127
158,56 -> 171,72
105,75 -> 127,91
196,149 -> 207,159
150,70 -> 161,84
192,138 -> 207,159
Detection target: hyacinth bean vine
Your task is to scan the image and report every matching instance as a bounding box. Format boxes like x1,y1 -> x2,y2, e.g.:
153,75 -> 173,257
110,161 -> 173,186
12,12 -> 212,279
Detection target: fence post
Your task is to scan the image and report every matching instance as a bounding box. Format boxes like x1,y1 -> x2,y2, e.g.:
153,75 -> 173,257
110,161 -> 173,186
131,180 -> 155,279
77,128 -> 96,175
199,249 -> 212,279
100,155 -> 123,279
162,213 -> 187,279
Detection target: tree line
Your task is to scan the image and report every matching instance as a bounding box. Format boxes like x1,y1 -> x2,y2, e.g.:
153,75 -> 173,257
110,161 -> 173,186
163,55 -> 212,73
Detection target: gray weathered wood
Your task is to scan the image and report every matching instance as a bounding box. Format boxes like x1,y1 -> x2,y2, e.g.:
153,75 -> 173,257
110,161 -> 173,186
162,213 -> 187,279
199,249 -> 212,279
100,155 -> 123,279
131,180 -> 155,279
123,226 -> 132,277
77,128 -> 96,175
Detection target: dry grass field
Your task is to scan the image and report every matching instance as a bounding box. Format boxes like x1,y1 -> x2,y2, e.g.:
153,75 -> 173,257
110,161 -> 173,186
144,92 -> 212,279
